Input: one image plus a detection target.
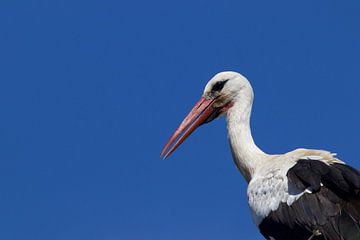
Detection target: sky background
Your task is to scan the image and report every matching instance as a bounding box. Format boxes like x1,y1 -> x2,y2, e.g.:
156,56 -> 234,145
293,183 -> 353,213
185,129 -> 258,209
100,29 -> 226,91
0,0 -> 360,239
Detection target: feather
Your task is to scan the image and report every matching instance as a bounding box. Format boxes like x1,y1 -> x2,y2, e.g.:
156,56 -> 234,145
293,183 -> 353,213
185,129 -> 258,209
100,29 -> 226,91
259,159 -> 360,240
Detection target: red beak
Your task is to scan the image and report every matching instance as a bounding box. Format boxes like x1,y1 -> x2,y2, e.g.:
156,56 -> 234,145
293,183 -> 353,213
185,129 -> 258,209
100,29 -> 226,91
161,96 -> 217,160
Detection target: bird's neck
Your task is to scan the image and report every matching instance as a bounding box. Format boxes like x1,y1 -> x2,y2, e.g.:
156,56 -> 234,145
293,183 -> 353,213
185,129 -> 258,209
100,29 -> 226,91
226,90 -> 268,182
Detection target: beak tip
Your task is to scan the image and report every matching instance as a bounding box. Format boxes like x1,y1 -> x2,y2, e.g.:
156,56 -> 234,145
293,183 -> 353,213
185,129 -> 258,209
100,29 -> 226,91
160,149 -> 169,160
160,150 -> 166,157
162,152 -> 170,160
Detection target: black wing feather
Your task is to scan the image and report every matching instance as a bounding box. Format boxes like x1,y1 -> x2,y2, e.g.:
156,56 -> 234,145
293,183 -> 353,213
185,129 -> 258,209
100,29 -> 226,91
259,160 -> 360,240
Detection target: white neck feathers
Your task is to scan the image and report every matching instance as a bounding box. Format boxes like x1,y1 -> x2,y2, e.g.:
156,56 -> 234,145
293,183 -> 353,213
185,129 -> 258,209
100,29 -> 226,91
226,84 -> 268,182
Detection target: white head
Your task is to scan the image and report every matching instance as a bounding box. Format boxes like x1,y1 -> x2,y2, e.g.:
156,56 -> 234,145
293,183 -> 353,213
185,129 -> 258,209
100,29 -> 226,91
161,71 -> 253,159
203,71 -> 253,112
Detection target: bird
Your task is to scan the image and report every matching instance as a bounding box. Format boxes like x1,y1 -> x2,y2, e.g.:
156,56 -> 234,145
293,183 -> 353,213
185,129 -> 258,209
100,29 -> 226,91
160,71 -> 360,240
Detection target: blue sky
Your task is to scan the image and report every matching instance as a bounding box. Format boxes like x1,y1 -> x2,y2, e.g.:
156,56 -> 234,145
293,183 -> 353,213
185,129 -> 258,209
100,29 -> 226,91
0,0 -> 359,239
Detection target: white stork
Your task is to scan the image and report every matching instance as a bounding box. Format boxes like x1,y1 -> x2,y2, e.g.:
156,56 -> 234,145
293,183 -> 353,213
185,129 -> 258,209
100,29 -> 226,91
161,71 -> 360,240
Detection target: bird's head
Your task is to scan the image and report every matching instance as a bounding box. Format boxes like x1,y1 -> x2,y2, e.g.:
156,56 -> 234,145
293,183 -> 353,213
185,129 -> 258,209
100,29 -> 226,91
161,71 -> 250,159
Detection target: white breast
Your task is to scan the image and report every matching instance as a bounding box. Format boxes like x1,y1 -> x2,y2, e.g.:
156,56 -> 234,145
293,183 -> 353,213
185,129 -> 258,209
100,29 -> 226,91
247,167 -> 304,226
247,152 -> 306,226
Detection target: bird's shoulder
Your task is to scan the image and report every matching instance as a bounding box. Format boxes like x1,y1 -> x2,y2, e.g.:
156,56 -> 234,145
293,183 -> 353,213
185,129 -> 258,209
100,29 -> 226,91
273,148 -> 342,164
285,149 -> 360,196
258,148 -> 344,175
285,148 -> 342,163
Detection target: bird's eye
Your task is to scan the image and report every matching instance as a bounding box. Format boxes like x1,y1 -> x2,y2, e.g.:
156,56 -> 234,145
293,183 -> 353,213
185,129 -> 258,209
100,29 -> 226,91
211,79 -> 229,92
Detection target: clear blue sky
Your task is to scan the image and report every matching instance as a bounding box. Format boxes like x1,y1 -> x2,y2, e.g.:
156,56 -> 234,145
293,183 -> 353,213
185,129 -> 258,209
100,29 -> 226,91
0,0 -> 359,239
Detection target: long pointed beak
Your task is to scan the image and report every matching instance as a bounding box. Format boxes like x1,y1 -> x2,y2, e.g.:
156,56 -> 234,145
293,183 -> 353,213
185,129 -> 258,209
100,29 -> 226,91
161,96 -> 217,160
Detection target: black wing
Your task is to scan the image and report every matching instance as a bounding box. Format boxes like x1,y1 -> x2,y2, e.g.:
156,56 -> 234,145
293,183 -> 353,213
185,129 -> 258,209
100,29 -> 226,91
259,160 -> 360,240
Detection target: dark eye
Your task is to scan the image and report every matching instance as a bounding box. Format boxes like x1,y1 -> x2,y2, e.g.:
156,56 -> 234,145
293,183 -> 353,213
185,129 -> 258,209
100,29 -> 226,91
211,79 -> 229,92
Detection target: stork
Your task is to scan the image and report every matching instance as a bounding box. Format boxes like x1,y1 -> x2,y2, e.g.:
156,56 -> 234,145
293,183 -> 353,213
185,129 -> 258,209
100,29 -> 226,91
161,71 -> 360,240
